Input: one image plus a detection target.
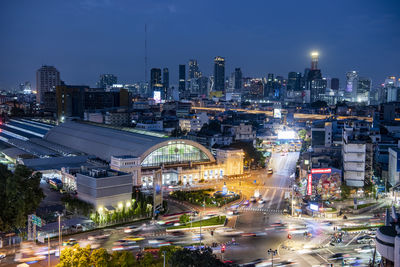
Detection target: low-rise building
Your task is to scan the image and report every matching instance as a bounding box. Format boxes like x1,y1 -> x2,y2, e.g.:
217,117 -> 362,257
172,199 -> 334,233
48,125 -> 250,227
76,167 -> 132,211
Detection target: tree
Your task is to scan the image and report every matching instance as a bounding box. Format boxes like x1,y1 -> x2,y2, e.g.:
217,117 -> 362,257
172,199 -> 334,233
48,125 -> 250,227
0,164 -> 44,232
58,244 -> 91,267
298,129 -> 307,140
110,251 -> 136,267
169,248 -> 226,267
90,248 -> 110,267
340,184 -> 351,200
179,214 -> 190,224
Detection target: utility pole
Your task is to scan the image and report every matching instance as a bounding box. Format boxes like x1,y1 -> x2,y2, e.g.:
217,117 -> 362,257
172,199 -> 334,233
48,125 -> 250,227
163,251 -> 166,267
48,234 -> 51,267
58,215 -> 61,257
268,249 -> 277,267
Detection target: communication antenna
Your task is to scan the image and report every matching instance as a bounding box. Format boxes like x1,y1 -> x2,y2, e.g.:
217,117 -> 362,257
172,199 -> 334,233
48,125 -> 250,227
145,24 -> 148,83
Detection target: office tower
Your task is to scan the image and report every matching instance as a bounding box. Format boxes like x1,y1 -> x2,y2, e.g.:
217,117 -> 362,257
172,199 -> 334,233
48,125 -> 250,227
357,77 -> 371,103
287,72 -> 302,91
346,71 -> 359,101
179,64 -> 186,94
188,59 -> 201,80
163,68 -> 169,98
234,68 -> 242,91
97,74 -> 117,89
213,56 -> 225,92
311,51 -> 319,70
150,68 -> 162,89
198,76 -> 209,97
331,78 -> 339,91
264,73 -> 275,98
36,65 -> 61,104
384,76 -> 398,103
306,52 -> 326,103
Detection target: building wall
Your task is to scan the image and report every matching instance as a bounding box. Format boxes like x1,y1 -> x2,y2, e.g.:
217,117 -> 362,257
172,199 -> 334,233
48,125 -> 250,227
388,148 -> 400,186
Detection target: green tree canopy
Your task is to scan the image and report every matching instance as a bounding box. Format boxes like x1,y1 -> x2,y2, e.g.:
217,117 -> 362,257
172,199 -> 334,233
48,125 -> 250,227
0,164 -> 44,232
169,248 -> 226,267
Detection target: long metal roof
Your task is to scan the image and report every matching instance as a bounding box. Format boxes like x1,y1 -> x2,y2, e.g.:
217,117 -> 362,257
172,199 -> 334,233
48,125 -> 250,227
44,121 -> 169,161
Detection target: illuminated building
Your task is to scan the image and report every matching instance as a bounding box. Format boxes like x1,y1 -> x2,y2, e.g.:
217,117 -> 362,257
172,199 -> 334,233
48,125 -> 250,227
306,52 -> 326,103
213,56 -> 225,92
97,74 -> 117,89
45,121 -> 244,187
36,65 -> 61,104
234,68 -> 242,91
179,64 -> 186,97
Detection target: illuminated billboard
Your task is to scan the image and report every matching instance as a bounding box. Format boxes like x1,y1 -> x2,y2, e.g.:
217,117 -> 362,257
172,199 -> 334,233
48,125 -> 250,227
153,91 -> 161,103
311,168 -> 332,174
153,169 -> 163,215
309,203 -> 319,211
307,174 -> 312,195
273,108 -> 281,119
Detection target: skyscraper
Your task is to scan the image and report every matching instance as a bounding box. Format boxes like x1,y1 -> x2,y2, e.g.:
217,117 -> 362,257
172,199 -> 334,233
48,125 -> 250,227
97,74 -> 117,89
179,64 -> 186,95
188,59 -> 201,80
346,71 -> 359,101
287,72 -> 302,91
213,56 -> 225,92
357,77 -> 371,103
163,68 -> 169,99
234,68 -> 242,91
36,65 -> 61,104
150,68 -> 162,89
331,78 -> 339,91
306,51 -> 326,103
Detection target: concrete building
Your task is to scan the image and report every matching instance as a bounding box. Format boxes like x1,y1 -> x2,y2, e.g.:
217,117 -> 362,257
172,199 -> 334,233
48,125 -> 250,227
36,65 -> 61,104
376,208 -> 400,266
389,147 -> 400,187
104,111 -> 130,126
342,132 -> 366,187
76,167 -> 132,211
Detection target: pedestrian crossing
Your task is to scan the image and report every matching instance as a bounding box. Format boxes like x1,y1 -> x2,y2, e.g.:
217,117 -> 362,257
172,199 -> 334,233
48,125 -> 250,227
238,207 -> 285,214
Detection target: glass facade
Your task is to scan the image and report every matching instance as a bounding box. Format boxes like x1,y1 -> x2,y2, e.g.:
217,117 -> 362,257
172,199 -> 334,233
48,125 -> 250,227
141,143 -> 210,167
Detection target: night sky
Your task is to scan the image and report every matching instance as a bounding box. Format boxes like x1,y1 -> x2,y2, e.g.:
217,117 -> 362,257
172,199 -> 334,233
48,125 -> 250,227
0,0 -> 399,90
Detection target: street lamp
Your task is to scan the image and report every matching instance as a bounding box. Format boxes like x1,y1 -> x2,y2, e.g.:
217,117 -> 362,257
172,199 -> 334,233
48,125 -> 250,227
268,249 -> 277,267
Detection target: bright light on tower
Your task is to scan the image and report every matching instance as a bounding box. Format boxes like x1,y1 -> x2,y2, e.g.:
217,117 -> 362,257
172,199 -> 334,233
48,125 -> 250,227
310,51 -> 319,70
311,51 -> 319,57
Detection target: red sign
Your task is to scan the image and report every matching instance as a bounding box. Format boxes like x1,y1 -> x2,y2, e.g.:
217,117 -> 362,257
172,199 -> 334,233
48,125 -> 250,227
307,174 -> 312,195
311,168 -> 332,174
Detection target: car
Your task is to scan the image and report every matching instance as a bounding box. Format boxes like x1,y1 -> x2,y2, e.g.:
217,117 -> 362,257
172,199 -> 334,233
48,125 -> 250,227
124,226 -> 140,233
0,253 -> 5,259
355,245 -> 374,253
267,168 -> 273,174
63,238 -> 78,246
258,199 -> 265,204
356,235 -> 374,244
124,236 -> 145,242
250,196 -> 256,202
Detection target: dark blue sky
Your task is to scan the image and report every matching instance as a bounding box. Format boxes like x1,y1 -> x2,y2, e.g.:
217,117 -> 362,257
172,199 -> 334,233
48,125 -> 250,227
1,0 -> 399,90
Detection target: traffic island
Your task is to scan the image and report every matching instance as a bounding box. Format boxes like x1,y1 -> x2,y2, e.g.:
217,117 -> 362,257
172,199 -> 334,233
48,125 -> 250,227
166,216 -> 226,232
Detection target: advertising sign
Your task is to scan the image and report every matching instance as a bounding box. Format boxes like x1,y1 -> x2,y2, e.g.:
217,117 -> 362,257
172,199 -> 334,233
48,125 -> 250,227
310,203 -> 319,211
153,169 -> 163,215
307,174 -> 312,195
153,91 -> 161,103
273,108 -> 281,119
311,168 -> 332,174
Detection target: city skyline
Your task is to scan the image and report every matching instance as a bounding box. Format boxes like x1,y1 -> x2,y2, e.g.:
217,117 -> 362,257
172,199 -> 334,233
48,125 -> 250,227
1,0 -> 400,90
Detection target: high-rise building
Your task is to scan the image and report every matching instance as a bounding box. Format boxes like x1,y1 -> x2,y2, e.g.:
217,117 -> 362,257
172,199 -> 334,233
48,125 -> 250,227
97,74 -> 117,89
150,68 -> 162,88
163,68 -> 169,98
287,72 -> 302,91
188,59 -> 201,80
179,64 -> 186,94
198,76 -> 209,97
213,56 -> 225,92
331,78 -> 339,91
234,68 -> 242,91
311,52 -> 319,70
19,81 -> 32,94
357,77 -> 371,103
306,52 -> 326,103
36,65 -> 61,104
345,71 -> 358,101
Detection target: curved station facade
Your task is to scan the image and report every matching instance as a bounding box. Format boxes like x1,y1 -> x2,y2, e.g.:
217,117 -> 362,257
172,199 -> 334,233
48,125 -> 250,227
45,122 -> 244,188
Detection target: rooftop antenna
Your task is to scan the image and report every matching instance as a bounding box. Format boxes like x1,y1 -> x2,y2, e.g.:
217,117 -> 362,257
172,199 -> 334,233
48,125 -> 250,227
144,24 -> 148,83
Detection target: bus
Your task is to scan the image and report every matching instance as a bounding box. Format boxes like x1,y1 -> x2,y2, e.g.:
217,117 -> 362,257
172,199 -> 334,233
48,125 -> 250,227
49,178 -> 63,190
157,211 -> 194,226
